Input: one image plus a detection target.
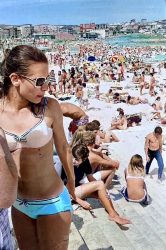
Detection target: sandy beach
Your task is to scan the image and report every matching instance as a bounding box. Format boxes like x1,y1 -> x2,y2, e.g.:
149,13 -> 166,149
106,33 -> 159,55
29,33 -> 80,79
4,40 -> 166,249
61,73 -> 166,181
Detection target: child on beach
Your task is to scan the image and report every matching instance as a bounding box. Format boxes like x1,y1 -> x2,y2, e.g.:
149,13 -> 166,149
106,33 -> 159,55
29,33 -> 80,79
121,154 -> 149,205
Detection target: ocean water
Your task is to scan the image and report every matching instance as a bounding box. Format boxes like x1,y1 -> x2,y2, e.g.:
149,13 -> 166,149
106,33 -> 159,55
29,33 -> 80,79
107,34 -> 166,62
107,34 -> 166,48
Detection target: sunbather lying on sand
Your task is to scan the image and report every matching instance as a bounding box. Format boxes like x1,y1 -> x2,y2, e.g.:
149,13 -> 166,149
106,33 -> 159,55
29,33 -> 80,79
126,95 -> 148,105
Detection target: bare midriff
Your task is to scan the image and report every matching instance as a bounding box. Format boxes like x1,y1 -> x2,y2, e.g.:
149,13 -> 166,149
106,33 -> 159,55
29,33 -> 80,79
11,139 -> 64,200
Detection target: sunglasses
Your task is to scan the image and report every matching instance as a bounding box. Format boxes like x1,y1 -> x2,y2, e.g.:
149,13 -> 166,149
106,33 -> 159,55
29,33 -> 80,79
20,74 -> 50,88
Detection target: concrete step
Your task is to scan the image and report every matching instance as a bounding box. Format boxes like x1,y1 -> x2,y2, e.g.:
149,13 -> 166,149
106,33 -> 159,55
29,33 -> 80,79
68,222 -> 88,250
110,187 -> 166,250
92,208 -> 135,250
71,208 -> 114,250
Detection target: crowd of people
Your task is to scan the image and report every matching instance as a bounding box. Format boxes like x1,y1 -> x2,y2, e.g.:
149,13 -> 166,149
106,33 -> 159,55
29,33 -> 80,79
0,40 -> 166,250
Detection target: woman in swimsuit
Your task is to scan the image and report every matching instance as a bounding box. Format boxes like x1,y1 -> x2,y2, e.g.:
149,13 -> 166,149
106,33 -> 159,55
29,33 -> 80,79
0,45 -> 75,250
121,154 -> 149,205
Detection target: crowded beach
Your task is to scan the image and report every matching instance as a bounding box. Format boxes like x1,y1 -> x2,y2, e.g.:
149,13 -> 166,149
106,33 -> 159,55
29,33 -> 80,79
0,39 -> 166,250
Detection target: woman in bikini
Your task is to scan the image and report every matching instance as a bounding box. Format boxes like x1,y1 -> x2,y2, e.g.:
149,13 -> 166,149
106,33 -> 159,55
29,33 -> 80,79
0,45 -> 75,250
121,154 -> 149,205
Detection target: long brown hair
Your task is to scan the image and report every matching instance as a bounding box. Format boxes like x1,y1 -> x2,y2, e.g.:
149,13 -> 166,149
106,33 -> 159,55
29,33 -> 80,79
0,45 -> 48,116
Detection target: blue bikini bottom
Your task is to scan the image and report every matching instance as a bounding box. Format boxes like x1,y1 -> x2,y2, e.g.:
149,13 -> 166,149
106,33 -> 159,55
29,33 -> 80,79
13,186 -> 72,219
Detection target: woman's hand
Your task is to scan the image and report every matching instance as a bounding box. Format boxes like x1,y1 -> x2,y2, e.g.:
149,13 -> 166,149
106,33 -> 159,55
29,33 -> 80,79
76,198 -> 92,210
66,178 -> 76,201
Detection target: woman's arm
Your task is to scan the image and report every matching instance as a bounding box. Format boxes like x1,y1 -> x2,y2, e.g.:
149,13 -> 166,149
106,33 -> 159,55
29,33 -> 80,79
74,195 -> 92,210
49,99 -> 76,199
90,153 -> 119,169
87,174 -> 97,182
0,128 -> 18,208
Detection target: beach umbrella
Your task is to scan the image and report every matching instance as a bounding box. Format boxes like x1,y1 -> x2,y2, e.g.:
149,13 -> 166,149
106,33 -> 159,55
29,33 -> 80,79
88,56 -> 96,62
111,55 -> 125,63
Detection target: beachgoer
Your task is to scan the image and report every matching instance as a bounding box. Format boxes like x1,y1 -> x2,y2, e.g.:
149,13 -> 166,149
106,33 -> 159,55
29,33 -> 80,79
132,72 -> 140,84
150,103 -> 161,120
0,45 -> 75,249
81,82 -> 89,111
61,69 -> 67,94
48,69 -> 56,95
110,109 -> 127,130
149,73 -> 156,96
71,130 -> 119,189
126,95 -> 147,105
86,121 -> 119,146
139,71 -> 145,95
95,84 -> 100,99
145,126 -> 164,181
121,154 -> 149,205
0,128 -> 18,250
64,103 -> 89,136
64,143 -> 131,225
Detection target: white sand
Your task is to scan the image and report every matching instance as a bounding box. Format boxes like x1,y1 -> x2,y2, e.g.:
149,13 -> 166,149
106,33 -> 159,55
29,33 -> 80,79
61,66 -> 166,182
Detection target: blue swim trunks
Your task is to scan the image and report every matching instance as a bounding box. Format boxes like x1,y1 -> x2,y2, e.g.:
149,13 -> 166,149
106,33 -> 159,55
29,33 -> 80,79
13,186 -> 72,219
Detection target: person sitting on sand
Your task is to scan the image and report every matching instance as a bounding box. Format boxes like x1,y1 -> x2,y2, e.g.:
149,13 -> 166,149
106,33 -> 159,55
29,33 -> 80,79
87,120 -> 120,145
105,88 -> 114,103
154,96 -> 163,111
121,154 -> 149,205
62,144 -> 131,225
104,89 -> 128,104
71,130 -> 119,189
150,103 -> 161,120
110,109 -> 127,130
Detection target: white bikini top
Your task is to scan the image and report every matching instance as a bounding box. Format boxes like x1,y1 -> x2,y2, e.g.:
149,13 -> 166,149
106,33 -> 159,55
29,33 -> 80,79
126,169 -> 144,180
4,118 -> 53,152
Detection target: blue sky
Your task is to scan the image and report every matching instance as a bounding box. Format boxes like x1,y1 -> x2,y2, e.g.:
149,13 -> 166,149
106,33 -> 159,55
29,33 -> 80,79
0,0 -> 165,25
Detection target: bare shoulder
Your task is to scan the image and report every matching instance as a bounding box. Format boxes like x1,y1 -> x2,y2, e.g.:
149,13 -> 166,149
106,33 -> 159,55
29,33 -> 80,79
89,151 -> 102,162
45,97 -> 62,119
145,133 -> 151,140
